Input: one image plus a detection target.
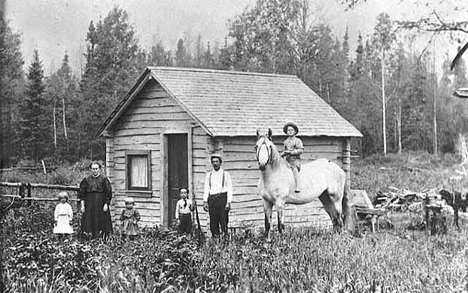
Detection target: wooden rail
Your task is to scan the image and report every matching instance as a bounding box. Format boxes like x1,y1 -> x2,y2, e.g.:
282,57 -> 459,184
1,194 -> 80,202
1,182 -> 80,206
0,182 -> 79,191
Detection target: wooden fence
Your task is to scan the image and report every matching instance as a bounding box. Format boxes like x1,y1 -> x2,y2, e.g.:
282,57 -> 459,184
0,182 -> 80,204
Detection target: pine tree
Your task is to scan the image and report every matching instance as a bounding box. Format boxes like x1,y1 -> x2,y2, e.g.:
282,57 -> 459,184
175,38 -> 188,67
204,42 -> 214,68
401,61 -> 431,151
80,6 -> 144,159
19,50 -> 49,161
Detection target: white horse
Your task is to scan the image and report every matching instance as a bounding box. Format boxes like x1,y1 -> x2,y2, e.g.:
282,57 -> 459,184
255,128 -> 355,240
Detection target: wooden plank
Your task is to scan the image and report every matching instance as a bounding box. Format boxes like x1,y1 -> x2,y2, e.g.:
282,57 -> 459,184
114,148 -> 161,165
135,89 -> 168,97
114,203 -> 161,211
126,106 -> 187,115
192,127 -> 206,136
132,97 -> 179,108
114,135 -> 161,145
114,128 -> 164,137
192,149 -> 208,160
120,112 -> 193,123
193,134 -> 209,144
224,137 -> 341,146
115,120 -> 194,130
114,208 -> 161,217
114,192 -> 160,201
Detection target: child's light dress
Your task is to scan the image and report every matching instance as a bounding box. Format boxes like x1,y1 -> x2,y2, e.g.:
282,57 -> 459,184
53,202 -> 73,234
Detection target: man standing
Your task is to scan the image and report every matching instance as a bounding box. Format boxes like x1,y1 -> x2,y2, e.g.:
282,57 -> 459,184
203,153 -> 233,238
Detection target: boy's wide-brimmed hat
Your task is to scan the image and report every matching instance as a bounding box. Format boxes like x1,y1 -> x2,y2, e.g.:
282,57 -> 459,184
283,122 -> 299,134
58,191 -> 69,199
210,153 -> 223,162
125,197 -> 134,204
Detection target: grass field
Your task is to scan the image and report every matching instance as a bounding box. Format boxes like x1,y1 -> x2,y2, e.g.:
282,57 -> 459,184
1,152 -> 468,292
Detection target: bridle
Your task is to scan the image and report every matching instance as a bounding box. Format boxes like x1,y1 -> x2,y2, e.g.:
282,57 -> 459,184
255,135 -> 272,167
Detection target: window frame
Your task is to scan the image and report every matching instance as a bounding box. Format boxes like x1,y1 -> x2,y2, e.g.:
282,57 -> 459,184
125,150 -> 151,191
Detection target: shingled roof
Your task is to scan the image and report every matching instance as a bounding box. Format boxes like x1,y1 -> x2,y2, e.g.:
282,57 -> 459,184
99,67 -> 362,137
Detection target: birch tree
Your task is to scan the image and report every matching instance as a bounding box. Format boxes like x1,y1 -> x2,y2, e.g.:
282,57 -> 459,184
372,12 -> 396,155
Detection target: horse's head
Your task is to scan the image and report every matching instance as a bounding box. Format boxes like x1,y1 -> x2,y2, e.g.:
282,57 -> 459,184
255,128 -> 273,171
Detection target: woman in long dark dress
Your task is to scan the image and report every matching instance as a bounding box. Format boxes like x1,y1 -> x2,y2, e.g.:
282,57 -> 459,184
79,161 -> 113,239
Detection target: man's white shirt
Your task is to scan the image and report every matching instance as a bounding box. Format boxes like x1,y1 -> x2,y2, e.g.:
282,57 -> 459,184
203,168 -> 233,203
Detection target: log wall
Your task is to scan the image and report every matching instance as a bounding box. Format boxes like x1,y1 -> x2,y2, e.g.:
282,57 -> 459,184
109,79 -> 199,228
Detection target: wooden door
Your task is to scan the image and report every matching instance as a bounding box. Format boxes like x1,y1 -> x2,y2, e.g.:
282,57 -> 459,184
167,134 -> 188,226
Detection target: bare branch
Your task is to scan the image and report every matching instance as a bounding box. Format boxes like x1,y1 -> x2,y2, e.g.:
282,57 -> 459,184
396,11 -> 468,34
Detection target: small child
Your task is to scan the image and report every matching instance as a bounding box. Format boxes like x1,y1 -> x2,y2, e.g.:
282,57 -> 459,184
281,122 -> 304,193
53,191 -> 74,238
175,188 -> 194,235
120,197 -> 140,240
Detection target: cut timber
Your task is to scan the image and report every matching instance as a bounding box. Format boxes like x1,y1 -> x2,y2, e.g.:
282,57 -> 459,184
351,189 -> 373,209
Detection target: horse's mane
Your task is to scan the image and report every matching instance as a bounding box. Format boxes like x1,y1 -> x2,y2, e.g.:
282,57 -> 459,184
268,137 -> 289,168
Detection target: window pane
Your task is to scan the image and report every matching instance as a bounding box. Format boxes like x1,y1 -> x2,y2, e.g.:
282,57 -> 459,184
131,156 -> 147,188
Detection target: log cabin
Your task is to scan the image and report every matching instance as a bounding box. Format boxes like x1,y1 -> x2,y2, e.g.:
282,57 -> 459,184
98,67 -> 362,231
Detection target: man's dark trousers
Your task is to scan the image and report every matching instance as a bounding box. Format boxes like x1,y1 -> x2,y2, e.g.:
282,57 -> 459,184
208,192 -> 229,237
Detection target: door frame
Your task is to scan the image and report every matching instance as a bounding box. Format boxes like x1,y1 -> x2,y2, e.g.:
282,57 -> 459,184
160,129 -> 193,228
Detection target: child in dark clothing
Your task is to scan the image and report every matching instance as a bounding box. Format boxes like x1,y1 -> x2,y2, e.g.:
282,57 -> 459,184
175,188 -> 194,234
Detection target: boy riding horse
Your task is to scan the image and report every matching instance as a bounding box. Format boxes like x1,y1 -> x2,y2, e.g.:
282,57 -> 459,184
280,122 -> 304,193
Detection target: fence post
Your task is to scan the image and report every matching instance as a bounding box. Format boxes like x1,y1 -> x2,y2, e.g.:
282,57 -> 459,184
27,183 -> 32,206
19,183 -> 25,199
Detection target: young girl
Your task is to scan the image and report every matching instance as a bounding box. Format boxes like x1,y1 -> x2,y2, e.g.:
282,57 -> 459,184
175,188 -> 194,234
53,191 -> 74,238
281,122 -> 304,193
120,197 -> 140,239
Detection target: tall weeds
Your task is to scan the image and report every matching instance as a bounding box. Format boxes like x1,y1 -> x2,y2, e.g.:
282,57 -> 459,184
2,154 -> 468,292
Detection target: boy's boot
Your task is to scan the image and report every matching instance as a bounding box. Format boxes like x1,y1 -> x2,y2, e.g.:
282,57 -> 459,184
293,168 -> 301,193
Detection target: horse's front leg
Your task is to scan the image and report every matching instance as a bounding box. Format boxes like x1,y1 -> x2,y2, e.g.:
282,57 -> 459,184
263,199 -> 273,241
277,201 -> 285,234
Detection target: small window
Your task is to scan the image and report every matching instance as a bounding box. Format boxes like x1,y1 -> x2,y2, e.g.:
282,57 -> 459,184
126,150 -> 151,191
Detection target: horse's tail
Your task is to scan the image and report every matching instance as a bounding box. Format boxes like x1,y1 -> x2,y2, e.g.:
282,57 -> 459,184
342,176 -> 356,233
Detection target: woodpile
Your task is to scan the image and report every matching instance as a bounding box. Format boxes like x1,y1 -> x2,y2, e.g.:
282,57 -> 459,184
374,187 -> 442,212
372,187 -> 458,233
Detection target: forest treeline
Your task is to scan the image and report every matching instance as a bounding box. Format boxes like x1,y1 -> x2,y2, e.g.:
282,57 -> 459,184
2,0 -> 468,167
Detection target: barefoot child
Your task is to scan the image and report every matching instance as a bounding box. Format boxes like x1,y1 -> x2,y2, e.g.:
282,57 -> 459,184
281,122 -> 304,193
175,188 -> 194,234
53,191 -> 73,238
120,197 -> 140,239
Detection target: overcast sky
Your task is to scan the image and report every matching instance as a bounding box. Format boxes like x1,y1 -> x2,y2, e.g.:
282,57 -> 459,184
4,0 -> 468,75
